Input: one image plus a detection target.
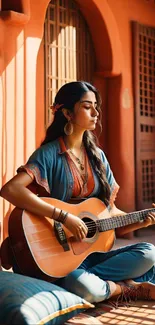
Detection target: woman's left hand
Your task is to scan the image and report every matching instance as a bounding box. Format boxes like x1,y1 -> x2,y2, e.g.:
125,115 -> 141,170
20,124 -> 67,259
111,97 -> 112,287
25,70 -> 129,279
143,203 -> 155,227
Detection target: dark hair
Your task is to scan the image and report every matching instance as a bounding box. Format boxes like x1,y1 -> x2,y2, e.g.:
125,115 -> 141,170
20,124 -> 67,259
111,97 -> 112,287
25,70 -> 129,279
41,81 -> 110,205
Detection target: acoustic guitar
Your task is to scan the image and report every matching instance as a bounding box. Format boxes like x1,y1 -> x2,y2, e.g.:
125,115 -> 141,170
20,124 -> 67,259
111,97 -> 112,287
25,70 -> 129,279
8,197 -> 155,282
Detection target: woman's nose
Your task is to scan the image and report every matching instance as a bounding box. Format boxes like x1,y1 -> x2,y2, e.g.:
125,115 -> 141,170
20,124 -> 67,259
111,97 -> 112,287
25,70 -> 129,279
92,107 -> 99,116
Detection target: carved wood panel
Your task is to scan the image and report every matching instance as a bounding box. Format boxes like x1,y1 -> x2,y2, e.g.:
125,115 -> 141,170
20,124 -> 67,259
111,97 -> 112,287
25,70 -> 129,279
133,22 -> 155,209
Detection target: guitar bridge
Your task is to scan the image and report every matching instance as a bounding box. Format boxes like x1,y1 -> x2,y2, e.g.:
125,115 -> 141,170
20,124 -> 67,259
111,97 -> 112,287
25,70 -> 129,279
54,221 -> 70,251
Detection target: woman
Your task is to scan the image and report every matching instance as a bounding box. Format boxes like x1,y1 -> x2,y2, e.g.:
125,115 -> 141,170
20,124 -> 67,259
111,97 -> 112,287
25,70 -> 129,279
1,81 -> 155,303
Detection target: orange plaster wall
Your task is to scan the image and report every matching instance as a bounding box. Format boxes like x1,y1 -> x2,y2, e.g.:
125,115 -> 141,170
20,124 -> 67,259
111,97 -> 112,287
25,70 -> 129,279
36,40 -> 45,148
0,0 -> 50,238
0,22 -> 28,238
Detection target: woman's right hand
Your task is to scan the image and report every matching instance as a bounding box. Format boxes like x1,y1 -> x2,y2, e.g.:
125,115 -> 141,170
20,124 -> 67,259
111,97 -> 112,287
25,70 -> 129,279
64,213 -> 88,241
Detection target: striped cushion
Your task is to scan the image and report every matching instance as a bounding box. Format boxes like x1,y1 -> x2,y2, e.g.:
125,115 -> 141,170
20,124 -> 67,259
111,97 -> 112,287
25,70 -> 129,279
0,272 -> 93,325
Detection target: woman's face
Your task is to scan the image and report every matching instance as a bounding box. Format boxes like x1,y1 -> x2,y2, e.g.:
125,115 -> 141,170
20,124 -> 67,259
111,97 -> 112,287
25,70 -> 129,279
72,91 -> 99,131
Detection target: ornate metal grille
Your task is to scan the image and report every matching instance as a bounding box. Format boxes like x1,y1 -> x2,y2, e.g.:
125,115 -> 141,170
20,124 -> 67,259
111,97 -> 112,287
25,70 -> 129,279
133,22 -> 155,209
142,159 -> 155,202
139,28 -> 155,118
44,0 -> 95,126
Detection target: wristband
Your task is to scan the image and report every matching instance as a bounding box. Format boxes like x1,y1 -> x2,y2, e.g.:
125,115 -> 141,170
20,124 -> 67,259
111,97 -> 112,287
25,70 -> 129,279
57,209 -> 68,224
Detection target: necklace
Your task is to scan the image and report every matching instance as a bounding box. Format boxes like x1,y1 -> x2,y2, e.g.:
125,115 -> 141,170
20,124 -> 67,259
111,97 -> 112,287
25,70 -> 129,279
68,146 -> 84,171
70,148 -> 88,195
68,145 -> 88,195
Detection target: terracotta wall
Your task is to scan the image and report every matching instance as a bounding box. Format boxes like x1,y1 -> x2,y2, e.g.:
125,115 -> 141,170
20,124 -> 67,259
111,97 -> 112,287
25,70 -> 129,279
0,0 -> 155,240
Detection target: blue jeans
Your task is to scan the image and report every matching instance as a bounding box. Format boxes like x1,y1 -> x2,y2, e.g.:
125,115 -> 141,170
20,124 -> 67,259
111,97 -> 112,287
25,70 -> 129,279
57,242 -> 155,303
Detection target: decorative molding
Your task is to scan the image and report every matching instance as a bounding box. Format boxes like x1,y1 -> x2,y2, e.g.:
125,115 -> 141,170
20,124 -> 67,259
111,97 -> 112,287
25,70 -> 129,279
0,10 -> 29,25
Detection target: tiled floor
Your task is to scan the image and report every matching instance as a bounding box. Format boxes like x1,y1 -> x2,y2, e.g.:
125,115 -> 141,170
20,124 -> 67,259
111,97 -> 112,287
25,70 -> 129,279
66,228 -> 155,325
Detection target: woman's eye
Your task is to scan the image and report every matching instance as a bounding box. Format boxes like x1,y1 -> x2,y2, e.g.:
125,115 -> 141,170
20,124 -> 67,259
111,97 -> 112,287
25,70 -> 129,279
84,105 -> 91,109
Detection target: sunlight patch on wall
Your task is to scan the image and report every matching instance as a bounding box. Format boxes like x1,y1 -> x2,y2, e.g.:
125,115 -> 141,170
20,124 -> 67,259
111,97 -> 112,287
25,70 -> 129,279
25,36 -> 42,159
16,30 -> 24,169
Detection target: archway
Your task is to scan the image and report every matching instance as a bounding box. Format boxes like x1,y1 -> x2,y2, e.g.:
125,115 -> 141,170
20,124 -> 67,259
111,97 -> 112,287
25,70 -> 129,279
35,0 -> 122,149
36,0 -> 122,75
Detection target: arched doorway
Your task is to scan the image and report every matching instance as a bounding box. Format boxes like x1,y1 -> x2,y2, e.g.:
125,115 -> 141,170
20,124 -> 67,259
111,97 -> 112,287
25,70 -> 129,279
36,0 -> 122,153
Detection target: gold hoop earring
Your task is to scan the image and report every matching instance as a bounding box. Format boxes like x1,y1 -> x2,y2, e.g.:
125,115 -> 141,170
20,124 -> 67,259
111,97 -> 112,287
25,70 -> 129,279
64,121 -> 73,135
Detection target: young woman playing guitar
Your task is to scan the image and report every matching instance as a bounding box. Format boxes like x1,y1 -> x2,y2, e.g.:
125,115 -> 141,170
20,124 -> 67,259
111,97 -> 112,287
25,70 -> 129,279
1,81 -> 155,303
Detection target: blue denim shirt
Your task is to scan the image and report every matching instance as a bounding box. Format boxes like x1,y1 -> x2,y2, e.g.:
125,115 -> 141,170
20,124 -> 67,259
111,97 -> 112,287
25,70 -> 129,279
17,138 -> 119,208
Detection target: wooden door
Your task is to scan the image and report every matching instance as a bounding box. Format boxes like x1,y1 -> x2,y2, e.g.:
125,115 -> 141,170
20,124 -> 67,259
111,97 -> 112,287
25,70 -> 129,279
133,22 -> 155,209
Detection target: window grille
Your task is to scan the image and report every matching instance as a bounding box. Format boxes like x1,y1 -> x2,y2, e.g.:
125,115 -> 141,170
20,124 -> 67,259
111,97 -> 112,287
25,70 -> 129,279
133,22 -> 155,208
142,159 -> 155,202
139,27 -> 155,118
44,0 -> 95,126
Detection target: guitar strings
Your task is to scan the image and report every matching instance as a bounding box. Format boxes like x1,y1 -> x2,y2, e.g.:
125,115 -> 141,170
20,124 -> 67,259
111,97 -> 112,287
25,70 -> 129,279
80,219 -> 136,231
80,220 -> 114,231
82,213 -> 146,230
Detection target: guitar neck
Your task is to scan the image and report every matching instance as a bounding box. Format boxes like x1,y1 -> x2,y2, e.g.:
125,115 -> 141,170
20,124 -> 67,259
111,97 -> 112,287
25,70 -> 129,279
97,208 -> 155,232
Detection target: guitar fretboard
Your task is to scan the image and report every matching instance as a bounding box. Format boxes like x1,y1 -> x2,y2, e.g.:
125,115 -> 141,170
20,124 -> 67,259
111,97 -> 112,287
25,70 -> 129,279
96,208 -> 155,232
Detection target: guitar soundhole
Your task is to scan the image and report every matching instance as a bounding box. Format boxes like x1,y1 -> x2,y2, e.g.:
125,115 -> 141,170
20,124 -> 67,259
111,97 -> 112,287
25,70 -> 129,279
82,217 -> 97,238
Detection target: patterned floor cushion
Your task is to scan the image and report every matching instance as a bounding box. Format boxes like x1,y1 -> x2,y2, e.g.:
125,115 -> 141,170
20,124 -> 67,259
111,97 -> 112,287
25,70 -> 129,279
0,271 -> 93,325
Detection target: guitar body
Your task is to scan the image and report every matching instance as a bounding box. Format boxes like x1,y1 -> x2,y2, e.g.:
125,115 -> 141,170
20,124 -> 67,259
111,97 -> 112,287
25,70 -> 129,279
8,197 -> 115,281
